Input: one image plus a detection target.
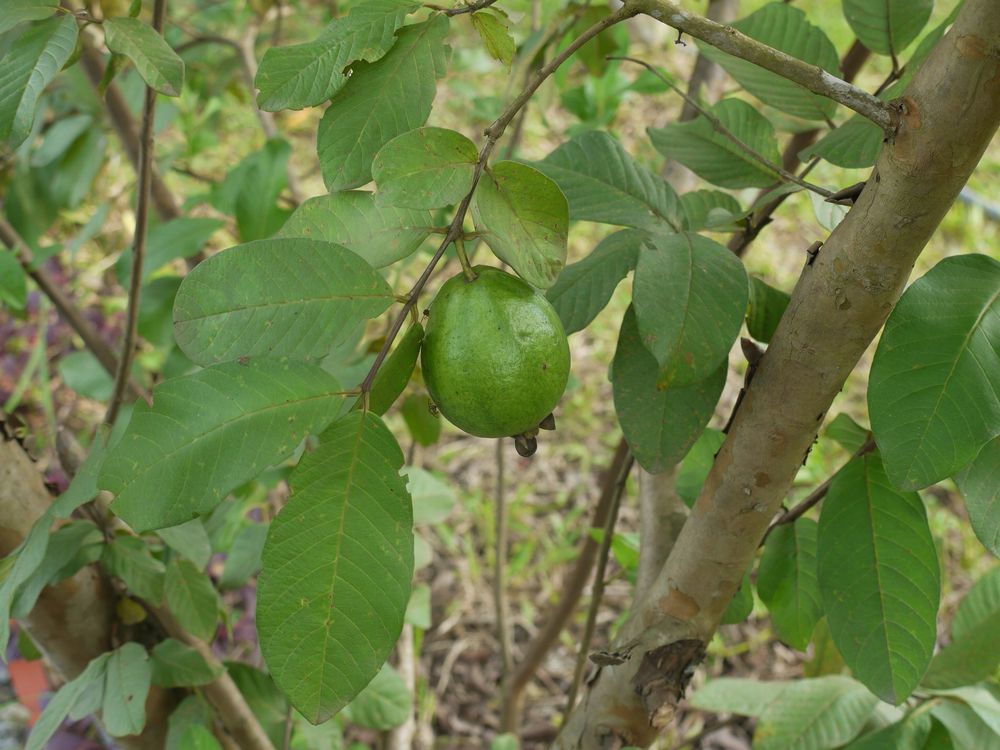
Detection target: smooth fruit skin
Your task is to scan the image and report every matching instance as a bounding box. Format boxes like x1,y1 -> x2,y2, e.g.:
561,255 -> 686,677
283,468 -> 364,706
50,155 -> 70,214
421,266 -> 571,438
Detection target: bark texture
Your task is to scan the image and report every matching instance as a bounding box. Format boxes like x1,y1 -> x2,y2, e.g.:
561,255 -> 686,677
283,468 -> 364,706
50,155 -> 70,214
0,432 -> 172,749
557,2 -> 1000,746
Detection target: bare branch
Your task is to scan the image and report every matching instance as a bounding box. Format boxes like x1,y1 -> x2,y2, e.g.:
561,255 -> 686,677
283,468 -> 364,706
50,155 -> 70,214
494,438 -> 513,677
612,56 -> 834,198
104,0 -> 166,426
628,0 -> 895,132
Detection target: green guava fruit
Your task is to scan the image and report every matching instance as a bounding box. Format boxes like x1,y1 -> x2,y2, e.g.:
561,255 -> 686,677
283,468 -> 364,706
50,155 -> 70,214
420,266 -> 571,438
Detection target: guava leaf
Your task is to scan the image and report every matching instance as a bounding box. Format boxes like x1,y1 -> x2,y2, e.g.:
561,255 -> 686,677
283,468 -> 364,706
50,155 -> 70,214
680,190 -> 744,232
532,130 -> 682,232
372,127 -> 478,209
255,0 -> 419,111
470,9 -> 515,68
632,232 -> 748,388
173,238 -> 393,366
649,99 -> 782,189
758,520 -> 822,650
697,4 -> 839,121
0,15 -> 78,148
103,643 -> 152,737
842,0 -> 933,57
165,558 -> 220,642
546,229 -> 642,334
955,438 -> 1000,557
150,639 -> 222,688
318,16 -> 449,191
104,17 -> 185,96
612,306 -> 726,474
0,0 -> 58,33
25,653 -> 110,750
277,191 -> 432,268
99,359 -> 344,531
259,411 -> 413,724
747,276 -> 790,344
754,676 -> 879,750
340,663 -> 411,729
817,453 -> 940,704
869,254 -> 1000,490
368,323 -> 423,415
801,115 -> 882,169
472,160 -> 569,289
689,677 -> 790,717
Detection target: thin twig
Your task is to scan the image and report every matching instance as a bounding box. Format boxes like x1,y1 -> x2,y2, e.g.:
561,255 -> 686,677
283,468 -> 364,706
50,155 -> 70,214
425,0 -> 499,16
0,217 -> 151,405
629,0 -> 896,132
563,452 -> 634,716
357,3 -> 640,397
494,438 -> 513,677
105,0 -> 166,426
612,56 -> 834,198
759,434 -> 875,545
500,437 -> 631,732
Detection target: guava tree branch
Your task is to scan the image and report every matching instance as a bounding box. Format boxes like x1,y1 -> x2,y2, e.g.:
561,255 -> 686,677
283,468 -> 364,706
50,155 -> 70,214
626,0 -> 895,132
358,2 -> 640,396
0,217 -> 152,405
557,1 -> 1000,745
105,0 -> 165,426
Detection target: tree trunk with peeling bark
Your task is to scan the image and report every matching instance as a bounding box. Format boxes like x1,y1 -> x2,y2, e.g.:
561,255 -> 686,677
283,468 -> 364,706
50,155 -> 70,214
556,2 -> 1000,746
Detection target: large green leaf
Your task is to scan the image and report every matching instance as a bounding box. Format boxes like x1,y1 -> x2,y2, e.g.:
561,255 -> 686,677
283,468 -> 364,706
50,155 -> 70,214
758,519 -> 823,650
255,0 -> 419,111
697,4 -> 839,121
277,191 -> 432,268
841,709 -> 932,750
933,700 -> 1000,750
955,438 -> 1000,557
104,17 -> 185,96
0,0 -> 58,34
372,127 -> 478,209
801,115 -> 883,169
165,558 -> 220,642
103,643 -> 153,737
923,567 -> 1000,689
632,232 -> 748,388
340,663 -> 411,729
817,453 -> 940,704
754,676 -> 879,750
471,160 -> 569,289
869,254 -> 1000,490
545,229 -> 641,334
258,411 -> 413,724
842,0 -> 934,57
99,359 -> 344,531
649,99 -> 782,189
531,130 -> 682,231
317,16 -> 449,191
173,238 -> 393,366
612,306 -> 726,474
0,15 -> 78,148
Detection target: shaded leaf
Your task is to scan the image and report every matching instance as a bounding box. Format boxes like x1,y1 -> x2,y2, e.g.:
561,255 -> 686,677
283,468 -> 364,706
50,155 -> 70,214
955,438 -> 1000,557
842,713 -> 931,750
165,558 -> 220,642
825,413 -> 870,454
817,453 -> 940,703
697,4 -> 839,121
532,130 -> 682,231
404,467 -> 456,525
258,411 -> 413,723
649,99 -> 781,189
278,191 -> 432,268
633,232 -> 748,388
689,677 -> 790,717
340,663 -> 411,729
368,323 -> 423,416
676,428 -> 725,507
747,276 -> 790,344
612,306 -> 726,474
102,534 -> 167,602
801,116 -> 883,169
0,0 -> 58,33
401,394 -> 441,446
151,639 -> 223,688
255,0 -> 419,111
680,190 -> 744,231
545,229 -> 641,334
758,520 -> 822,649
157,519 -> 213,570
869,254 -> 1000,490
100,359 -> 344,531
103,643 -> 152,737
104,17 -> 185,96
720,570 -> 754,625
932,700 -> 1000,750
173,238 -> 393,366
472,160 -> 568,289
25,653 -> 110,750
843,0 -> 934,57
218,523 -> 268,590
372,127 -> 477,209
0,15 -> 78,148
318,16 -> 449,191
